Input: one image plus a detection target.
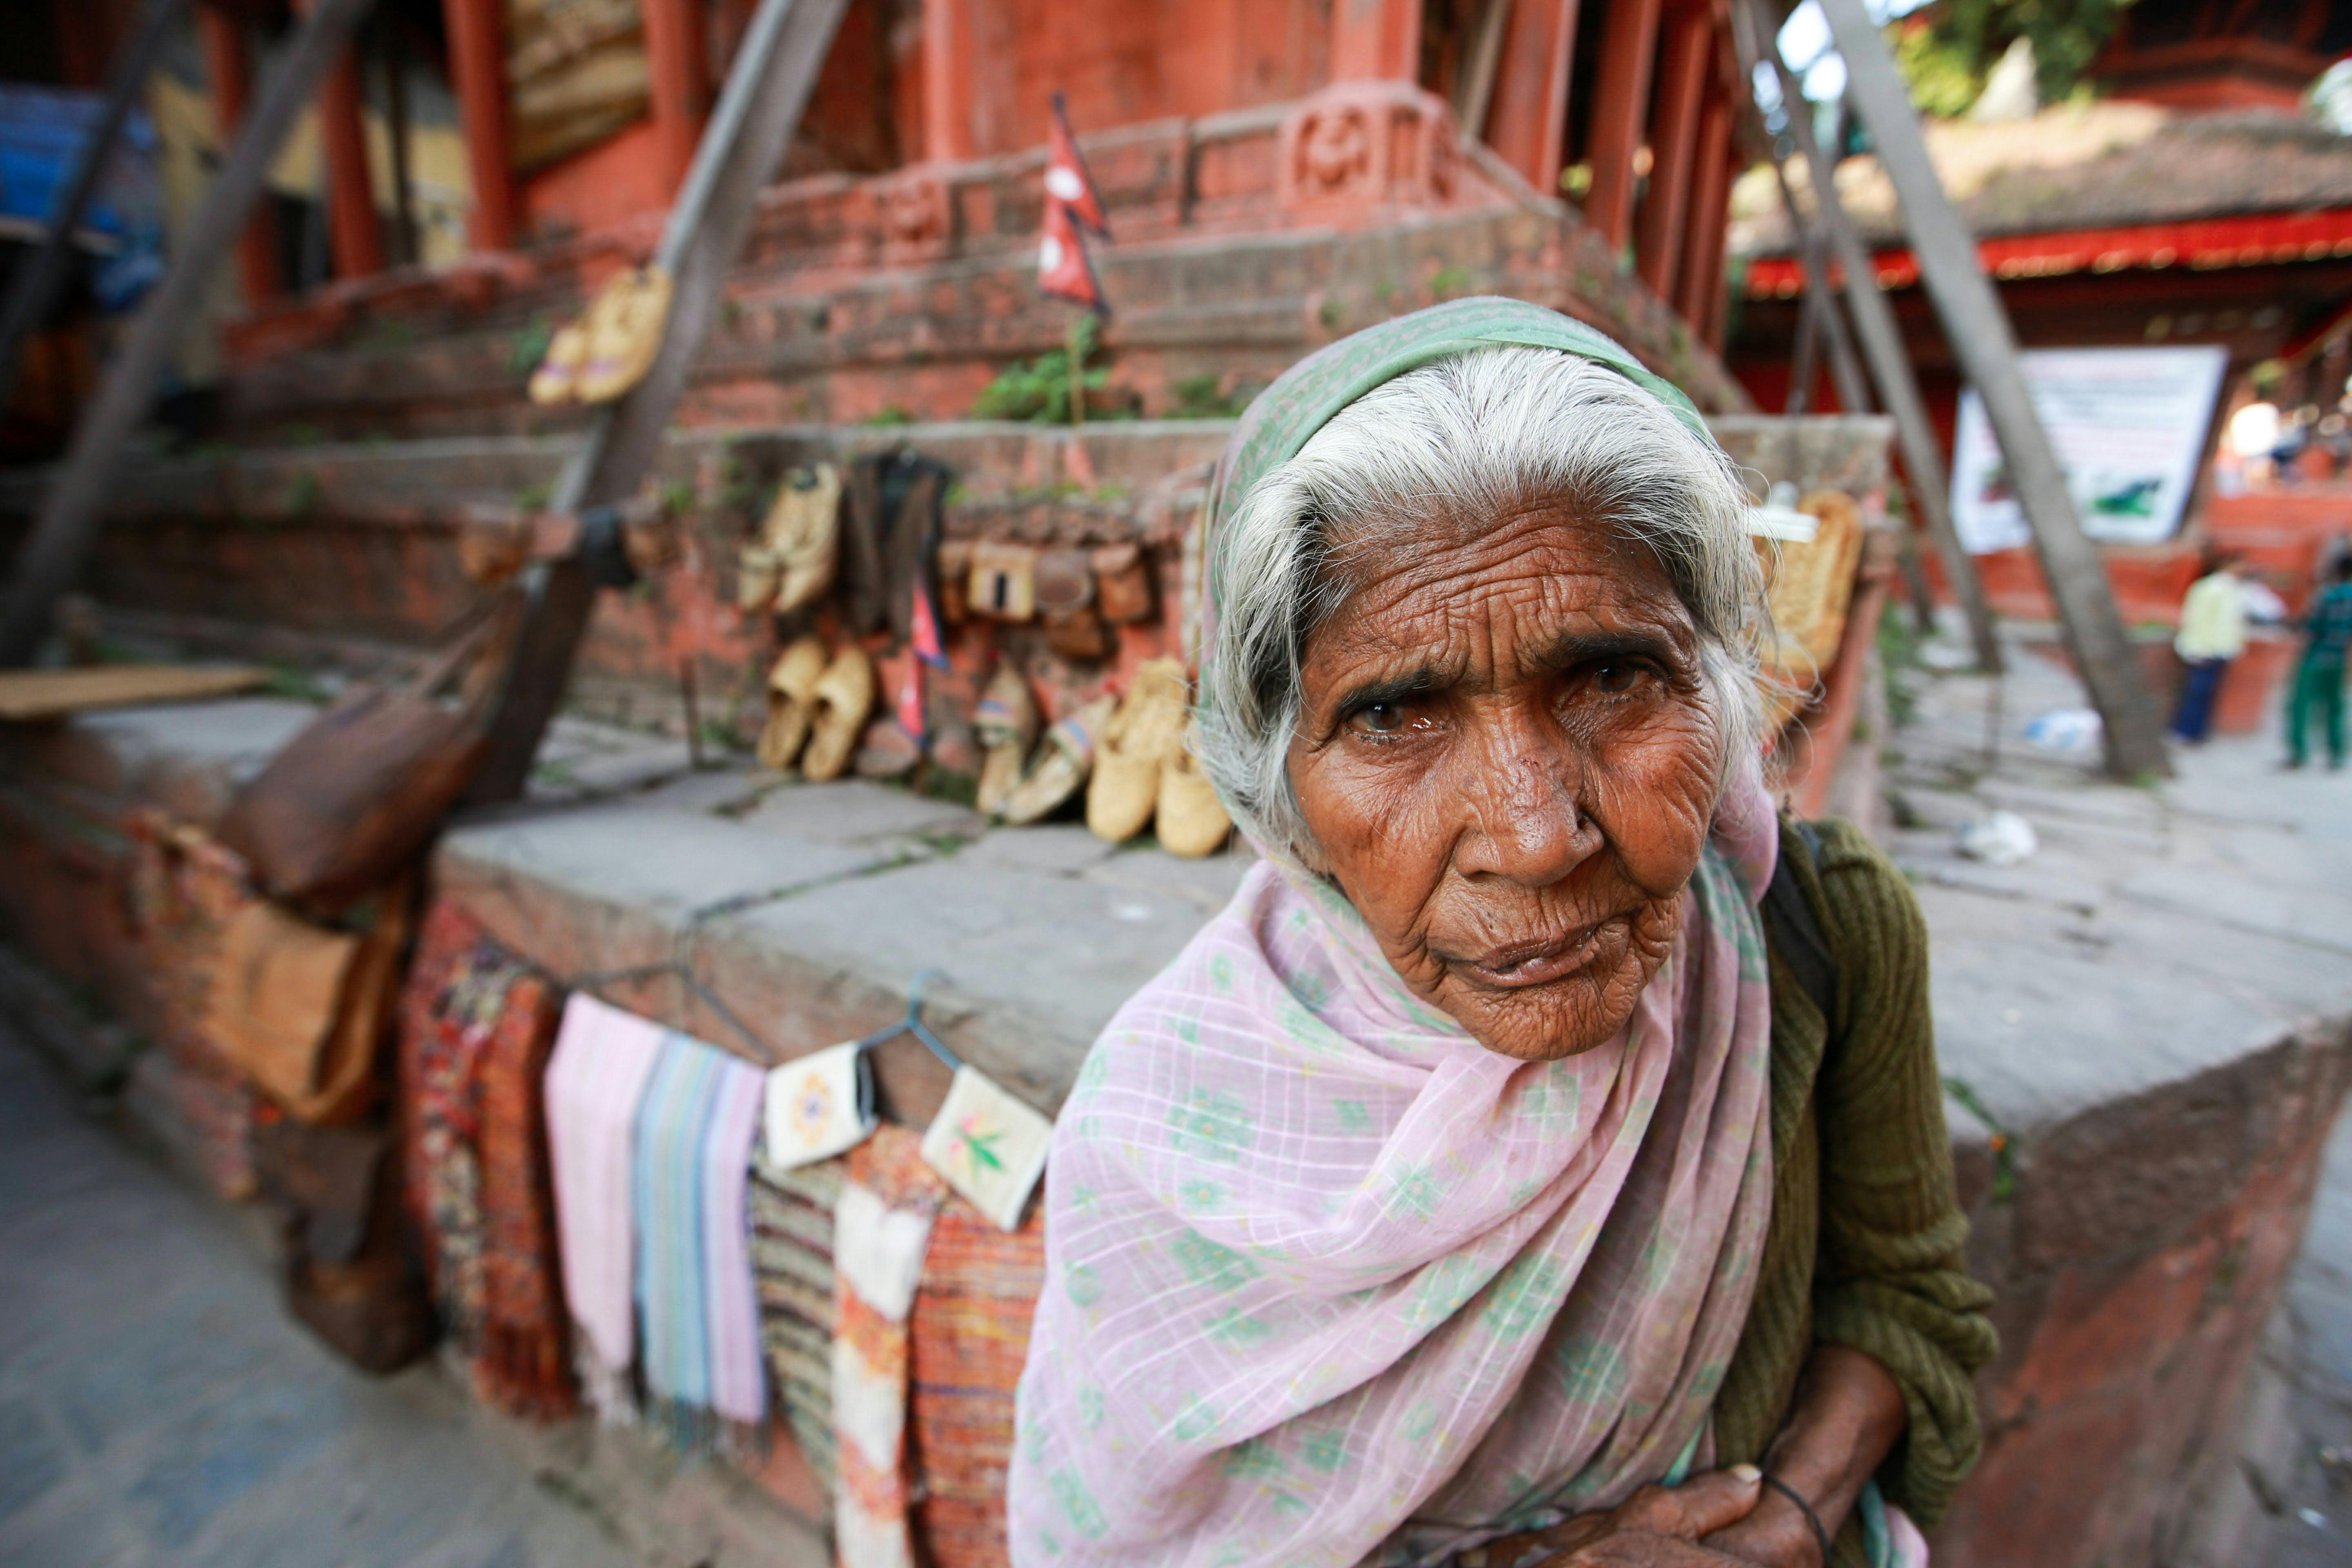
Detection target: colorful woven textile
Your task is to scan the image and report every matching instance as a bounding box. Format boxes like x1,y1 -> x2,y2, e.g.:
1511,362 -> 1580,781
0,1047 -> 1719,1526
546,992 -> 668,1421
834,1128 -> 947,1568
702,1056 -> 768,1428
631,1027 -> 767,1449
909,1200 -> 1046,1568
751,1159 -> 844,1490
396,898 -> 574,1421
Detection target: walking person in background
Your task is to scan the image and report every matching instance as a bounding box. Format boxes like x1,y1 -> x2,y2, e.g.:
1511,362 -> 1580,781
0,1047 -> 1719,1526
2171,552 -> 2247,746
2286,555 -> 2352,770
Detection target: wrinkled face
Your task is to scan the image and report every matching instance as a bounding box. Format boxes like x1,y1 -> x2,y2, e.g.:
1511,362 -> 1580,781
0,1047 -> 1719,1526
1287,504 -> 1724,1060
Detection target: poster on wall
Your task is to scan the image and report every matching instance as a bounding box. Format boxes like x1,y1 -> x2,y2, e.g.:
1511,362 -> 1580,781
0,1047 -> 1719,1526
1949,345 -> 2230,554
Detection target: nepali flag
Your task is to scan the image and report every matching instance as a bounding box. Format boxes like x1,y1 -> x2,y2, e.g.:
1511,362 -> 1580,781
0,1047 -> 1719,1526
1039,92 -> 1109,313
1045,91 -> 1108,236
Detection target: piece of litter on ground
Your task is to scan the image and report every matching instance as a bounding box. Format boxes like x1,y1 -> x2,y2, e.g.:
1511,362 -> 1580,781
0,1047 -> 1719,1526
2023,707 -> 2103,754
1919,641 -> 1976,671
2300,1507 -> 2329,1529
1957,810 -> 2038,867
1112,902 -> 1153,922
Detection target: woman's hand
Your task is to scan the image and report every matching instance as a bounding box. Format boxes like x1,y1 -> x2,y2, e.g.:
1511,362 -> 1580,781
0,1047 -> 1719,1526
1524,1466 -> 1766,1566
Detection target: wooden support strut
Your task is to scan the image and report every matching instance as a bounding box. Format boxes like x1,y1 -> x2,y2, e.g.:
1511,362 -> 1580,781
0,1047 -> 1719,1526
198,3 -> 284,301
0,0 -> 378,668
1817,0 -> 2169,779
1584,0 -> 1666,254
464,0 -> 853,804
1635,6 -> 1713,300
439,0 -> 518,252
1728,0 -> 2003,677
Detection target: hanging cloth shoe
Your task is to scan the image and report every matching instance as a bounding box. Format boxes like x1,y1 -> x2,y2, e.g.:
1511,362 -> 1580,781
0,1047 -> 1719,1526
1000,694 -> 1115,826
528,323 -> 590,406
1156,715 -> 1233,858
1085,657 -> 1187,842
801,645 -> 876,782
764,463 -> 844,617
757,636 -> 829,773
973,664 -> 1039,818
576,265 -> 674,405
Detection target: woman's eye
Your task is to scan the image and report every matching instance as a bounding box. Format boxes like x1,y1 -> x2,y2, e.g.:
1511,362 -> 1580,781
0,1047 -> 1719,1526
1590,663 -> 1646,696
1350,702 -> 1407,734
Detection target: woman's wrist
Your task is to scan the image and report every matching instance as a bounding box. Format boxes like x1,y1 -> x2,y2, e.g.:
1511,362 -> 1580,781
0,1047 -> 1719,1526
1757,1473 -> 1833,1568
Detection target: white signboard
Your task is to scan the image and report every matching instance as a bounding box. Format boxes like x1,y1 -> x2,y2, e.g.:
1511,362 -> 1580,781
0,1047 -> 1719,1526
1949,345 -> 2230,554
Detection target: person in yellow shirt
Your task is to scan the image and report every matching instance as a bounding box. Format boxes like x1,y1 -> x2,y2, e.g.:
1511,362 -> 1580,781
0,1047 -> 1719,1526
2171,552 -> 2247,745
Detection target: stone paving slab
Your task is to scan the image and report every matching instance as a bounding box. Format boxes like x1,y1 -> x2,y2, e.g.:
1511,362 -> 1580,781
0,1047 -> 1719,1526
0,1013 -> 805,1568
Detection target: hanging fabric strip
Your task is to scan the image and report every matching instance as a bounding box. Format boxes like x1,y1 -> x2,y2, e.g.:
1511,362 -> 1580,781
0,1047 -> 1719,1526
544,992 -> 667,1422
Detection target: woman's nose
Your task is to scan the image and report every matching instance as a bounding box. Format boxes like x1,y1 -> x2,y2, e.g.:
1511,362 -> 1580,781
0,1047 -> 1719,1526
1453,739 -> 1593,889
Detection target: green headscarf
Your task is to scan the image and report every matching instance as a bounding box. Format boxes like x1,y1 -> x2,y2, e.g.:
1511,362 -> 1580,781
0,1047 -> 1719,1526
1197,296 -> 1713,657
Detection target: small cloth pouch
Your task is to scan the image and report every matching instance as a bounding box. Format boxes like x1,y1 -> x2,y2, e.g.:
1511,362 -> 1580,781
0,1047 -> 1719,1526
763,1042 -> 879,1169
919,1065 -> 1054,1231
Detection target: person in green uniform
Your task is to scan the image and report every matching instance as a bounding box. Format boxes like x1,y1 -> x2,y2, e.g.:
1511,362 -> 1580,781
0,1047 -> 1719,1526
2286,555 -> 2352,770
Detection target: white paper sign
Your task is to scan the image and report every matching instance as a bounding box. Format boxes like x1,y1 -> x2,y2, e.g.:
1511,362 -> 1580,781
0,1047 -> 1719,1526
1950,346 -> 2229,553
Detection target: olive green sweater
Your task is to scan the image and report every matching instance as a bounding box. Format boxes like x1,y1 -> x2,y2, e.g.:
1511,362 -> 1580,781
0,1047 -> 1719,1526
1710,817 -> 1999,1563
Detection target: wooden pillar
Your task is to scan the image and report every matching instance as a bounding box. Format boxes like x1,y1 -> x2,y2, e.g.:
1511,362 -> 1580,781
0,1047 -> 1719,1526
920,0 -> 976,160
196,2 -> 279,301
1633,7 -> 1710,298
1583,0 -> 1664,254
300,0 -> 383,279
1676,89 -> 1735,339
1486,0 -> 1581,194
1330,0 -> 1422,81
439,0 -> 517,251
641,0 -> 711,189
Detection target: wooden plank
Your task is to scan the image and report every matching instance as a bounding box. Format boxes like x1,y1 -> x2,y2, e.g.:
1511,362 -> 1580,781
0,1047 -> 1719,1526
1730,0 -> 2003,674
1818,0 -> 2171,780
0,665 -> 265,723
0,0 -> 378,668
466,0 -> 852,802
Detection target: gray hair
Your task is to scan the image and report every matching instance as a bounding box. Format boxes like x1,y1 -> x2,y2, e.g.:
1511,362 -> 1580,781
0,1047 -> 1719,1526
1196,344 -> 1767,870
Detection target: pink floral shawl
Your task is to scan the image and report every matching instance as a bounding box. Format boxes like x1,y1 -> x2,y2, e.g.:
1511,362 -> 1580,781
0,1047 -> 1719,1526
1008,768 -> 1781,1568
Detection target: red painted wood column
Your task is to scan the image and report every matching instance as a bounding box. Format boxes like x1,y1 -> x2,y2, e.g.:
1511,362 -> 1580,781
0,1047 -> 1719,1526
1330,0 -> 1423,81
439,0 -> 517,251
196,2 -> 279,302
1582,0 -> 1664,254
641,0 -> 711,190
1676,89 -> 1736,337
1634,6 -> 1711,298
1486,0 -> 1582,194
305,0 -> 385,279
920,0 -> 977,160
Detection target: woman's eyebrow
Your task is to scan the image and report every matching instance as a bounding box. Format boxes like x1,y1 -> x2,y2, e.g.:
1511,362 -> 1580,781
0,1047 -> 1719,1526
1330,665 -> 1449,716
1531,628 -> 1683,671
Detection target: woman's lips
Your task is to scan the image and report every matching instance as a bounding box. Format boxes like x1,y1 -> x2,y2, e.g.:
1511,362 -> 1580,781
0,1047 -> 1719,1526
1461,921 -> 1608,988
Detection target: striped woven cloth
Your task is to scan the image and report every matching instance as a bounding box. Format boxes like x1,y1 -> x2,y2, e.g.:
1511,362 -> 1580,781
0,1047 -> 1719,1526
750,1159 -> 842,1489
631,1028 -> 767,1450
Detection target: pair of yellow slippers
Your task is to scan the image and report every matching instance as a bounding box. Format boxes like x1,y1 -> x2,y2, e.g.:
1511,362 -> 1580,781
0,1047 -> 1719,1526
976,661 -> 1230,857
527,265 -> 674,407
1085,659 -> 1230,857
759,638 -> 875,782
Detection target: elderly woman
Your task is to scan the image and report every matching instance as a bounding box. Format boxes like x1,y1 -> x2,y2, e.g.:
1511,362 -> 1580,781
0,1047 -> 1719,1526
1008,300 -> 1994,1568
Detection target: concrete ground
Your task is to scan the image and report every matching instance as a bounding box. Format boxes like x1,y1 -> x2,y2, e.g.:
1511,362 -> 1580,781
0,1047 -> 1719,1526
0,1009 -> 651,1568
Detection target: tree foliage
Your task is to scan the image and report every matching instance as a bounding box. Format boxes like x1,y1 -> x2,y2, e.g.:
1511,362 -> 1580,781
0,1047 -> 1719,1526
1891,0 -> 2140,116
